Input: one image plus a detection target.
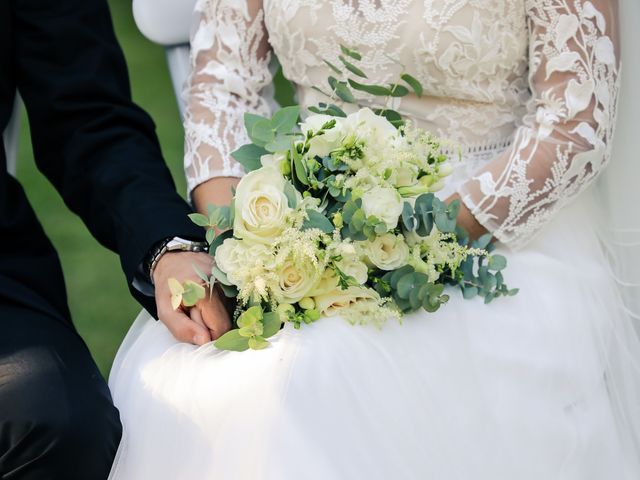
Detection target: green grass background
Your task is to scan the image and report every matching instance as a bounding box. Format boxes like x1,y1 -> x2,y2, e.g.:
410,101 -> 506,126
15,0 -> 293,377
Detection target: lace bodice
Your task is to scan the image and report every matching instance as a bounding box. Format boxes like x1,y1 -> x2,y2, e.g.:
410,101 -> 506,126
183,0 -> 620,248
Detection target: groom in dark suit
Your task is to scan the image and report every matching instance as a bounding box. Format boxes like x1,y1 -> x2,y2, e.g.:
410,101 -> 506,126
0,0 -> 230,478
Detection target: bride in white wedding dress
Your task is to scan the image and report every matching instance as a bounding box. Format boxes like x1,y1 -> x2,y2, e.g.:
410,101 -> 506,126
109,1 -> 640,478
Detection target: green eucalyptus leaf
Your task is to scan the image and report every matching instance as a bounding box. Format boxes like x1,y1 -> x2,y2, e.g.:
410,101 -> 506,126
428,283 -> 445,297
389,84 -> 410,97
323,59 -> 342,75
422,294 -> 442,313
231,143 -> 268,172
400,73 -> 424,98
192,263 -> 211,284
350,209 -> 366,230
334,82 -> 356,103
462,286 -> 479,299
237,305 -> 263,328
339,56 -> 367,78
373,109 -> 404,128
181,282 -> 206,307
409,287 -> 422,311
395,296 -> 412,313
447,200 -> 461,219
325,104 -> 347,117
214,329 -> 250,352
271,106 -> 300,133
209,229 -> 233,256
396,272 -> 420,300
339,45 -> 362,60
265,134 -> 293,153
483,273 -> 497,291
488,255 -> 507,272
434,211 -> 456,233
293,155 -> 309,185
218,282 -> 238,298
262,312 -> 283,338
217,205 -> 231,230
205,228 -> 215,245
401,202 -> 416,231
212,265 -> 232,286
283,182 -> 299,208
244,113 -> 269,138
302,209 -> 335,233
474,233 -> 493,250
248,336 -> 270,350
251,119 -> 275,147
389,265 -> 414,290
342,200 -> 359,223
348,79 -> 392,96
188,213 -> 210,227
374,222 -> 388,235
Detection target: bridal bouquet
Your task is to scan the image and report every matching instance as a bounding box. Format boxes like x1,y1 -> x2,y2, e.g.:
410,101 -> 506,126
174,49 -> 516,351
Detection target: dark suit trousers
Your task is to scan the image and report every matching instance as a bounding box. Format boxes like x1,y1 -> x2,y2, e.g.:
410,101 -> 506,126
0,304 -> 122,479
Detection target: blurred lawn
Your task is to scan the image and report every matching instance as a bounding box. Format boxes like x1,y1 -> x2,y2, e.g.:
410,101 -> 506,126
16,0 -> 294,378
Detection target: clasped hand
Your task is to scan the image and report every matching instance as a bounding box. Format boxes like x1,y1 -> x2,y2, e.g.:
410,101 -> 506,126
153,251 -> 232,345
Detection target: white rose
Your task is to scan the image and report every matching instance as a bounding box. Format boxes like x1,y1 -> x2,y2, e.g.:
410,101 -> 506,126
233,166 -> 290,244
260,152 -> 287,169
360,186 -> 403,230
272,257 -> 321,304
335,251 -> 369,284
343,108 -> 397,144
301,114 -> 343,158
360,233 -> 410,271
313,285 -> 381,317
215,238 -> 271,287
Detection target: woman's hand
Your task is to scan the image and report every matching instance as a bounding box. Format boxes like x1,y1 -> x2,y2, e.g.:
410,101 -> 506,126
446,193 -> 489,241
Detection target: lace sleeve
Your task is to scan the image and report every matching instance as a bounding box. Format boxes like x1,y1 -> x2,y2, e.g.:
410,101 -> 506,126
457,0 -> 620,248
183,0 -> 273,197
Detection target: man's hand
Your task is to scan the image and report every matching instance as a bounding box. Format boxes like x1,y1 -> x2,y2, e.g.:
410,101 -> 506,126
153,251 -> 232,345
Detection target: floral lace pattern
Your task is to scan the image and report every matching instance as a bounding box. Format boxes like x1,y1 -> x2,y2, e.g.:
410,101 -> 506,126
183,0 -> 619,248
183,0 -> 274,194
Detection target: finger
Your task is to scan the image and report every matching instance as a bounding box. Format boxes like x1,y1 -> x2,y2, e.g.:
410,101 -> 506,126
190,306 -> 219,341
199,295 -> 232,340
159,306 -> 212,345
189,306 -> 206,329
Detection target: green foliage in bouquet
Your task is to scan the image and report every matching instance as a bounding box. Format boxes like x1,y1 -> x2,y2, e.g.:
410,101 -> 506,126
174,46 -> 517,352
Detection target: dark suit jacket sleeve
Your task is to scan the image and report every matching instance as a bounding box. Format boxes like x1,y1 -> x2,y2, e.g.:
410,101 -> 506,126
13,0 -> 204,315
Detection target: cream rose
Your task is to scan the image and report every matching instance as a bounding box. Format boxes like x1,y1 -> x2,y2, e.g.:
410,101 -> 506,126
313,285 -> 381,317
272,257 -> 321,304
233,166 -> 291,244
360,186 -> 403,231
360,233 -> 410,271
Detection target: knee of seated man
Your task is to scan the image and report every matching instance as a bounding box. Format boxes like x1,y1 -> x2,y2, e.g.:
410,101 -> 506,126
0,344 -> 122,462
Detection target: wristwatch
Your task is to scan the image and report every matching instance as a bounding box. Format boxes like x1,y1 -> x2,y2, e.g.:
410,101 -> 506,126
145,236 -> 208,285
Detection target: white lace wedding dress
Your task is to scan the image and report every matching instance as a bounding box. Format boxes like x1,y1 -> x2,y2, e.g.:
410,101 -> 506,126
108,1 -> 640,478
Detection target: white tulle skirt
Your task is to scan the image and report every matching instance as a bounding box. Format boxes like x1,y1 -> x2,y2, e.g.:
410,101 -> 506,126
108,196 -> 640,480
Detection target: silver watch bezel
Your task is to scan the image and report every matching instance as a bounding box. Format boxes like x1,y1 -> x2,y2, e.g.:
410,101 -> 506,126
149,236 -> 208,284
